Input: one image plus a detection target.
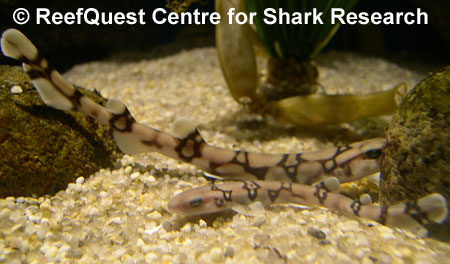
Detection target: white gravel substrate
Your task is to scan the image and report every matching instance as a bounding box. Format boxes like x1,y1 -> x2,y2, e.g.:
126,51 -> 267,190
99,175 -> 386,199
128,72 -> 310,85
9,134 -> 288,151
1,47 -> 449,263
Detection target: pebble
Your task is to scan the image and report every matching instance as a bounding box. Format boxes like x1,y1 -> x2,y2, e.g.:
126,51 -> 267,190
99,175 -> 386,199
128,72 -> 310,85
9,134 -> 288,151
336,220 -> 360,232
377,226 -> 396,240
144,225 -> 161,236
146,175 -> 156,183
210,247 -> 224,263
0,208 -> 12,220
76,177 -> 85,185
124,166 -> 132,175
199,219 -> 207,228
59,244 -> 71,254
161,254 -> 172,262
15,197 -> 26,203
224,246 -> 235,258
40,202 -> 53,212
144,252 -> 158,262
8,210 -> 24,223
175,252 -> 188,262
181,223 -> 192,233
109,217 -> 122,225
10,85 -> 23,94
183,238 -> 193,246
100,197 -> 113,207
147,211 -> 162,220
113,247 -> 127,258
354,236 -> 370,247
130,172 -> 140,180
87,206 -> 99,216
308,228 -> 326,239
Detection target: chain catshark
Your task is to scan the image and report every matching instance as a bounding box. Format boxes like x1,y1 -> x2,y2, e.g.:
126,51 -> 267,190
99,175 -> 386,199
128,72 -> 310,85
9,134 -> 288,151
168,180 -> 447,236
1,28 -> 384,185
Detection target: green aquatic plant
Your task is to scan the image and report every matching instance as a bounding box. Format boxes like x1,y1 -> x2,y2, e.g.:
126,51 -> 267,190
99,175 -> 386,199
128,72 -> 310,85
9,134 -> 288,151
165,0 -> 209,13
166,0 -> 401,125
216,0 -> 402,125
246,0 -> 358,99
246,0 -> 358,62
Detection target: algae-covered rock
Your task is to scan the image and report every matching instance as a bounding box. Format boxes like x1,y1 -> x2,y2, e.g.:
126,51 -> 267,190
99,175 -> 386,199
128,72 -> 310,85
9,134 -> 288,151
381,66 -> 449,240
0,65 -> 121,198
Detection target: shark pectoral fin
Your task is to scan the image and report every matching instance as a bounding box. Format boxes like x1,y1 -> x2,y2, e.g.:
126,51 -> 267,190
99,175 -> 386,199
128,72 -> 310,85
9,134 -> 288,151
1,29 -> 77,111
388,214 -> 429,238
29,74 -> 74,111
285,204 -> 310,210
112,130 -> 145,155
359,194 -> 373,205
386,193 -> 448,237
232,201 -> 265,217
202,172 -> 226,181
202,171 -> 255,182
417,193 -> 448,224
105,98 -> 146,154
106,98 -> 127,115
171,118 -> 197,139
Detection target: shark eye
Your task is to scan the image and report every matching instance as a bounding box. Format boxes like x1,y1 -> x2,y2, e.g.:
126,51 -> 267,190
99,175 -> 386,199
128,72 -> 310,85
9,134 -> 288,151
189,197 -> 203,208
365,149 -> 382,159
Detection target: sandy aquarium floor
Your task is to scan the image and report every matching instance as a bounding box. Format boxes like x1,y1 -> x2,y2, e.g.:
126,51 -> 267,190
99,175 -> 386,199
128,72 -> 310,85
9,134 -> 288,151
1,47 -> 449,263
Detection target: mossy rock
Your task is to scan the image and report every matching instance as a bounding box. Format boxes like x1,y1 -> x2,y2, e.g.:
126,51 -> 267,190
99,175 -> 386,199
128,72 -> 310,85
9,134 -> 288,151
381,66 -> 449,240
0,65 -> 121,198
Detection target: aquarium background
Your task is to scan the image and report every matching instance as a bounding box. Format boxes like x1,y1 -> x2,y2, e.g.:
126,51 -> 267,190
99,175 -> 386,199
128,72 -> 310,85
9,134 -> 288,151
0,0 -> 448,71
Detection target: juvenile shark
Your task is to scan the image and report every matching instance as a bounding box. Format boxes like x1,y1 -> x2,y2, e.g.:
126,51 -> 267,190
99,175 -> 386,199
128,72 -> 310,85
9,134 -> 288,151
1,28 -> 384,185
168,180 -> 448,237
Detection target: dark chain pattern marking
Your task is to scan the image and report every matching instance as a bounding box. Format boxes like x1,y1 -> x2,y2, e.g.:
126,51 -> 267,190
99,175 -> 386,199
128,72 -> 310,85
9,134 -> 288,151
109,106 -> 135,133
350,198 -> 363,216
214,197 -> 226,208
21,51 -> 141,135
210,151 -> 270,180
267,182 -> 293,202
174,130 -> 205,162
242,181 -> 261,201
313,183 -> 329,205
276,153 -> 308,182
404,200 -> 428,225
210,184 -> 233,208
318,145 -> 353,174
141,137 -> 163,149
211,185 -> 232,201
24,54 -> 85,111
